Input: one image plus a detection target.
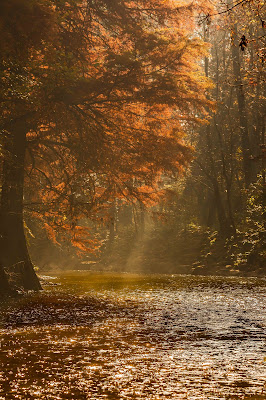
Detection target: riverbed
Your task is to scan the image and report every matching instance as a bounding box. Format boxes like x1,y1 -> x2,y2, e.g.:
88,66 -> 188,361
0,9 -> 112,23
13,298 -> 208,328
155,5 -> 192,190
0,272 -> 265,399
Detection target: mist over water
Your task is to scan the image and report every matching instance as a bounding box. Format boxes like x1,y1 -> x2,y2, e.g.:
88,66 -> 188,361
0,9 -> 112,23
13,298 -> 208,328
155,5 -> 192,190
1,272 -> 265,399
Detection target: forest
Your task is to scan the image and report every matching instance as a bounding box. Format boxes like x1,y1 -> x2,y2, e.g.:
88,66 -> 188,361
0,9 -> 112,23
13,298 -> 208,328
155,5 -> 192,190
0,1 -> 266,399
0,0 -> 265,294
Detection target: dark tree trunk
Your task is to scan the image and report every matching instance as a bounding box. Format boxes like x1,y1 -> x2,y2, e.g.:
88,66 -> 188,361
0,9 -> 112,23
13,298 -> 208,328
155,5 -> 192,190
214,119 -> 237,237
231,24 -> 254,186
204,125 -> 232,236
0,264 -> 12,295
206,191 -> 216,228
212,183 -> 232,237
0,120 -> 41,291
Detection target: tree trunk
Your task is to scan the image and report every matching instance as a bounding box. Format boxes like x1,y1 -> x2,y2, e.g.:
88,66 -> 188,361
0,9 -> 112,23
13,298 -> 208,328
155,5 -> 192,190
0,264 -> 12,295
0,120 -> 41,291
231,24 -> 254,186
139,203 -> 145,237
214,119 -> 236,236
107,202 -> 117,248
206,191 -> 216,228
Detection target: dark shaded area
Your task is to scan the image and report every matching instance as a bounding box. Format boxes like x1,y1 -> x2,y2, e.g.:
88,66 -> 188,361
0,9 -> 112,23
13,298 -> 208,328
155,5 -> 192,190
4,294 -> 110,328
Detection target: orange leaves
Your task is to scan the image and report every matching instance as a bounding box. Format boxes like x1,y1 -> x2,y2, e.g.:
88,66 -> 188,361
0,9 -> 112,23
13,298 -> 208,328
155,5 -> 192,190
43,222 -> 59,244
6,0 -> 212,256
71,226 -> 100,255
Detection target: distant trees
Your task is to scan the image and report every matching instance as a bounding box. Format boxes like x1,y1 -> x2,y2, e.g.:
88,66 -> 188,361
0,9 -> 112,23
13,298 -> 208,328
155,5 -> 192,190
151,0 -> 265,273
194,0 -> 265,233
0,0 -> 211,292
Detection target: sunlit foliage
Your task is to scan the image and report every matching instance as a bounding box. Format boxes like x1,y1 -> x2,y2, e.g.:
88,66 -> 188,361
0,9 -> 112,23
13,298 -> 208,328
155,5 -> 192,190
0,0 -> 212,255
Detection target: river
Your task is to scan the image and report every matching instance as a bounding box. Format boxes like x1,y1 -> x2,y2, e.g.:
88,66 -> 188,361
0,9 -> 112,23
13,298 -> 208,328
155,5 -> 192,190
0,272 -> 265,399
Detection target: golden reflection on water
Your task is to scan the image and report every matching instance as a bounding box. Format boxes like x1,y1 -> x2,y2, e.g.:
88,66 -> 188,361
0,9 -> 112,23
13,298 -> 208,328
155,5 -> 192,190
0,272 -> 266,399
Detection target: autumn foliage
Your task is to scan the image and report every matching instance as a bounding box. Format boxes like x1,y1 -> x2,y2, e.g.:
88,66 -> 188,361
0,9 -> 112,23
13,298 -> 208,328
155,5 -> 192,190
0,0 -> 211,287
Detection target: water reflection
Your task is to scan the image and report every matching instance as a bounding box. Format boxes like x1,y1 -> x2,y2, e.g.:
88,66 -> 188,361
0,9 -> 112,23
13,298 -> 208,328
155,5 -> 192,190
0,272 -> 265,399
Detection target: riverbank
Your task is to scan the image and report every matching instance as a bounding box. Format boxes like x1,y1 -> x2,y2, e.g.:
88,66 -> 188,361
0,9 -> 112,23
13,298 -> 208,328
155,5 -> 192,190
86,227 -> 265,278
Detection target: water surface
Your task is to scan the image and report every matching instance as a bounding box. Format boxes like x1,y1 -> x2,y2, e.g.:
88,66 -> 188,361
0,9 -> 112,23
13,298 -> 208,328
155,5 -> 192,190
0,272 -> 265,399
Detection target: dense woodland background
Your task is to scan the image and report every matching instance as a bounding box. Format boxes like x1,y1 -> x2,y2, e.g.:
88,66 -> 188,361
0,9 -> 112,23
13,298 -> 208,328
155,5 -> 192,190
0,0 -> 265,295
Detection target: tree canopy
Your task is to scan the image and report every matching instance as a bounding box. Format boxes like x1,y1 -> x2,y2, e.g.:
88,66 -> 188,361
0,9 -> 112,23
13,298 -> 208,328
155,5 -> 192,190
0,0 -> 211,291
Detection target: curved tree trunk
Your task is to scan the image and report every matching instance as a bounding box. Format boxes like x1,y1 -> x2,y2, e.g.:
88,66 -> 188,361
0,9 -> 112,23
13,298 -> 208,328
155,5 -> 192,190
0,120 -> 41,291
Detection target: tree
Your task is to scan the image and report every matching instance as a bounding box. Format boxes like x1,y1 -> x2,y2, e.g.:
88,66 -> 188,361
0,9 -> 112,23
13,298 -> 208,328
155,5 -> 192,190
0,0 -> 54,291
147,0 -> 265,274
0,0 -> 211,292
